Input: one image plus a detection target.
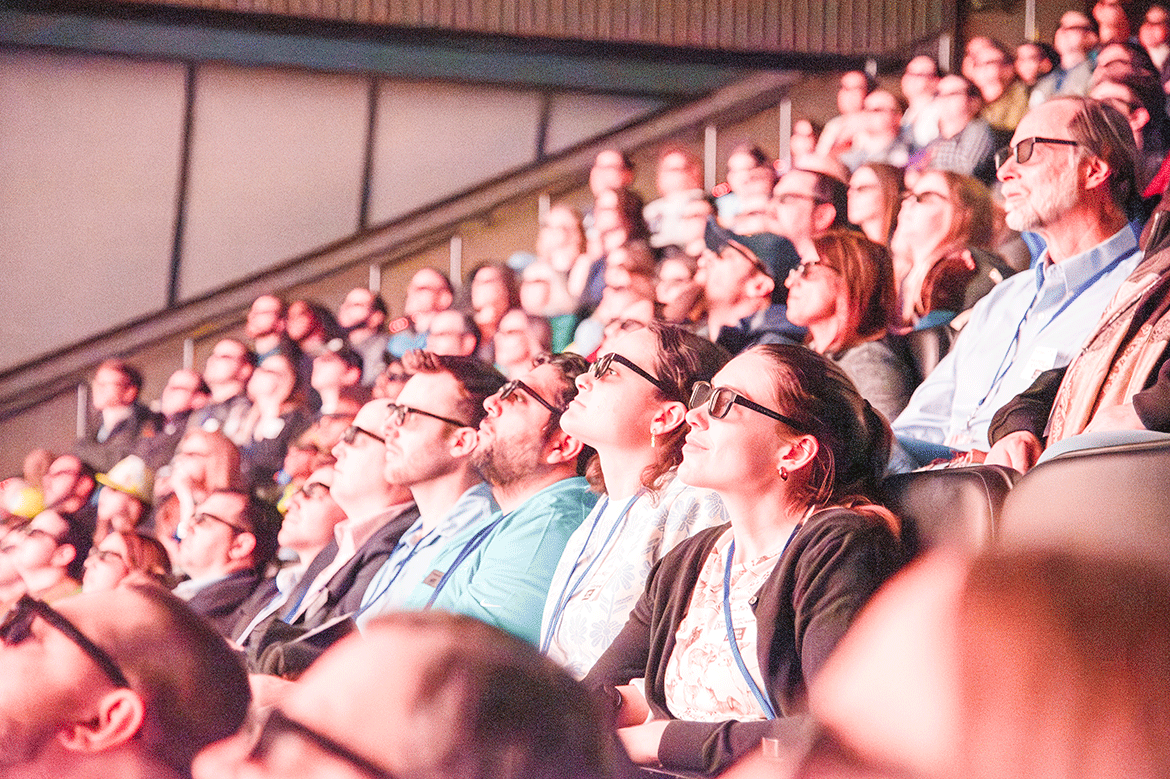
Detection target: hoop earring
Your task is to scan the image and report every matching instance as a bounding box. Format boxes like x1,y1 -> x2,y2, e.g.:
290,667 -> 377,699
779,466 -> 788,481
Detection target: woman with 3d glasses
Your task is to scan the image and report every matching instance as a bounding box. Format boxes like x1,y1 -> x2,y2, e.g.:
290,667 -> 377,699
585,344 -> 904,776
784,229 -> 919,421
540,321 -> 731,679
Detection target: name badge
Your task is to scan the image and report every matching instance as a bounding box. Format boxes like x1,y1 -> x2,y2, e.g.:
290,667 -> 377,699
422,570 -> 444,588
1023,346 -> 1058,382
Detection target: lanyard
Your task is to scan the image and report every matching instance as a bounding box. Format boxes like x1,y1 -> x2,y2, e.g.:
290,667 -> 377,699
966,244 -> 1137,427
722,522 -> 802,721
539,492 -> 641,655
353,526 -> 439,619
423,512 -> 508,609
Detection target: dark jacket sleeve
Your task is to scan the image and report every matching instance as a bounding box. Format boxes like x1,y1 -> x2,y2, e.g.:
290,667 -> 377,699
1133,357 -> 1170,432
987,366 -> 1067,445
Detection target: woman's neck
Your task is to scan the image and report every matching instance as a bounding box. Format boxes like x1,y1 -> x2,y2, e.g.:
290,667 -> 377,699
807,315 -> 846,354
599,446 -> 657,500
722,484 -> 806,563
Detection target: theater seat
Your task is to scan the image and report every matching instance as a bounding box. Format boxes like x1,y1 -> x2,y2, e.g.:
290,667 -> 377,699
999,438 -> 1170,570
881,465 -> 1019,558
902,324 -> 955,380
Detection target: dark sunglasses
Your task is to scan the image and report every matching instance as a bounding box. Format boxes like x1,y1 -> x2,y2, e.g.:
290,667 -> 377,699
786,260 -> 839,282
340,424 -> 386,445
385,404 -> 470,430
591,352 -> 670,394
87,548 -> 127,566
689,381 -> 806,431
994,136 -> 1080,170
295,481 -> 331,500
1,595 -> 131,689
249,707 -> 398,779
498,379 -> 564,414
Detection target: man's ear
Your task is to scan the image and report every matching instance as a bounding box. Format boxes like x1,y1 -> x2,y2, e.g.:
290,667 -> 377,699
651,401 -> 689,437
812,202 -> 838,233
58,689 -> 145,753
449,425 -> 479,457
51,543 -> 77,571
746,272 -> 776,301
344,366 -> 362,386
542,428 -> 585,466
228,532 -> 257,564
1082,154 -> 1113,192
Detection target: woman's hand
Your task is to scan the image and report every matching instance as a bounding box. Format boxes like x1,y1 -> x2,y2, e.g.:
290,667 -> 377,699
615,683 -> 650,727
617,720 -> 669,766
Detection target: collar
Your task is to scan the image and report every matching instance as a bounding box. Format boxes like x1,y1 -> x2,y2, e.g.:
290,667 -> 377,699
1033,224 -> 1138,291
333,501 -> 417,555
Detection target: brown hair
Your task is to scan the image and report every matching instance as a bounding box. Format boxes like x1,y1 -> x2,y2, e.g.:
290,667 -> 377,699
933,170 -> 995,250
810,230 -> 898,347
853,162 -> 905,243
111,530 -> 174,588
754,344 -> 896,531
403,351 -> 507,429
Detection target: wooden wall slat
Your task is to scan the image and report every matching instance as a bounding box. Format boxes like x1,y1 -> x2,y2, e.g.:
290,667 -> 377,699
114,0 -> 950,54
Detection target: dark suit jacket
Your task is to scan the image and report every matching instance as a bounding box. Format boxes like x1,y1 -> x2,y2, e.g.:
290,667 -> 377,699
74,402 -> 159,473
184,569 -> 263,638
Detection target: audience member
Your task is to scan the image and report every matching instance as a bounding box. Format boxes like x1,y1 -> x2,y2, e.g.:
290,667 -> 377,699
1090,63 -> 1170,189
847,162 -> 904,244
135,367 -> 210,471
540,322 -> 730,678
172,489 -> 280,636
576,186 -> 650,312
335,287 -> 388,385
285,299 -> 340,368
893,97 -> 1142,462
644,145 -> 705,248
371,358 -> 410,401
1018,40 -> 1060,107
426,308 -> 480,356
785,230 -> 919,420
493,308 -> 552,379
840,89 -> 911,170
701,218 -> 805,353
10,509 -> 90,601
309,338 -> 364,414
75,359 -> 158,473
188,338 -> 255,441
525,204 -> 587,350
357,354 -> 505,625
770,163 -> 851,256
715,144 -> 777,225
385,267 -> 455,359
41,454 -> 98,537
890,169 -> 1001,330
194,611 -> 615,779
901,55 -> 941,150
81,530 -> 173,592
816,70 -> 877,160
585,343 -> 903,776
94,454 -> 153,541
243,399 -> 418,673
245,295 -> 288,363
1053,11 -> 1100,97
237,349 -> 313,490
463,261 -> 520,363
0,584 -> 250,779
919,74 -> 998,182
969,37 -> 1029,133
0,519 -> 27,611
1140,2 -> 1170,87
656,247 -> 706,326
1095,0 -> 1131,45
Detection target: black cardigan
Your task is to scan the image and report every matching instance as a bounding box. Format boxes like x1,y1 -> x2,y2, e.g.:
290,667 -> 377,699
584,508 -> 904,776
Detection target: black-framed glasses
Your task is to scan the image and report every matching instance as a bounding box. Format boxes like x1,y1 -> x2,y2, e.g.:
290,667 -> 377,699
498,379 -> 564,414
774,192 -> 829,207
1,595 -> 131,690
994,137 -> 1080,170
295,481 -> 331,500
591,352 -> 670,394
689,381 -> 806,431
901,190 -> 950,205
787,260 -> 840,282
87,548 -> 127,566
23,527 -> 65,546
340,424 -> 386,445
190,511 -> 248,535
248,707 -> 398,779
385,403 -> 470,430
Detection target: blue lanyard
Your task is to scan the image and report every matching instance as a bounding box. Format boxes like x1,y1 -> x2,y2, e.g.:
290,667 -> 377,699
423,512 -> 507,609
722,522 -> 802,721
539,493 -> 641,655
968,244 -> 1137,424
354,526 -> 439,619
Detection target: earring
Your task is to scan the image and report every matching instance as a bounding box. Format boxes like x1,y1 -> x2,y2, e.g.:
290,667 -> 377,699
651,432 -> 657,448
779,466 -> 788,481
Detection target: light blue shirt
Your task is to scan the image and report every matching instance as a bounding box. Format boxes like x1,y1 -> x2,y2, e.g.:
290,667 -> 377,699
893,225 -> 1142,452
400,477 -> 597,645
356,481 -> 497,629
